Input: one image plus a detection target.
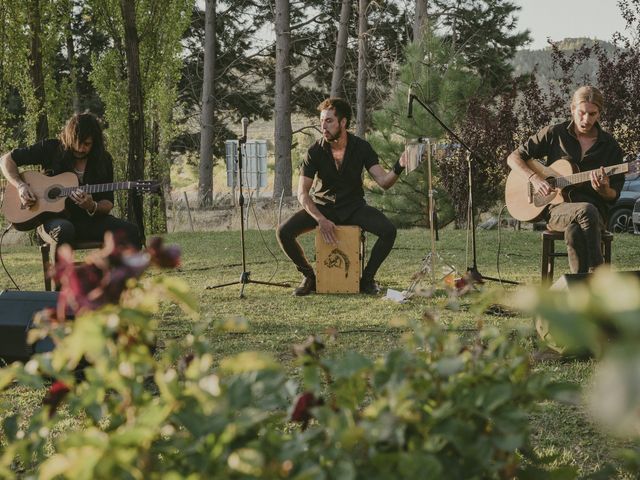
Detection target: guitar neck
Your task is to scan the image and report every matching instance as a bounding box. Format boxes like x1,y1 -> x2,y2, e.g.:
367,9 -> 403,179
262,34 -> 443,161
555,163 -> 629,189
61,182 -> 136,196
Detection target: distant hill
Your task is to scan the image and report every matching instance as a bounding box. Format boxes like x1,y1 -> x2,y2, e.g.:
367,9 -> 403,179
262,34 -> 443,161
511,38 -> 618,86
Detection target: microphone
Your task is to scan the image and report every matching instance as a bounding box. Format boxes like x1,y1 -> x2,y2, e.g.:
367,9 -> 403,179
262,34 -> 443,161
241,117 -> 249,139
407,86 -> 414,118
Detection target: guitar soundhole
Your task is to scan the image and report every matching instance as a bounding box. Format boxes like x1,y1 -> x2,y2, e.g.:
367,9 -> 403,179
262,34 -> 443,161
47,187 -> 62,200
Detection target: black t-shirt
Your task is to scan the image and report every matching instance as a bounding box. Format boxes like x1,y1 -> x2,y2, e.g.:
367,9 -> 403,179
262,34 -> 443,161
301,133 -> 379,221
517,120 -> 625,220
11,139 -> 115,220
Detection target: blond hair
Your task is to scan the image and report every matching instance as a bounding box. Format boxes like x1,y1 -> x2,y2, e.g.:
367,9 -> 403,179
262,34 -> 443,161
571,86 -> 604,111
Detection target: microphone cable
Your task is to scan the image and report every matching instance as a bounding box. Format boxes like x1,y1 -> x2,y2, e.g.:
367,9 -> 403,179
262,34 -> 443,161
241,159 -> 283,284
495,204 -> 510,288
0,224 -> 21,291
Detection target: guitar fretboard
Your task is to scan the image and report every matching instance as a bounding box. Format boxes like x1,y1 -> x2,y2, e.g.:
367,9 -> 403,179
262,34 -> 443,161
553,164 -> 629,189
60,182 -> 136,196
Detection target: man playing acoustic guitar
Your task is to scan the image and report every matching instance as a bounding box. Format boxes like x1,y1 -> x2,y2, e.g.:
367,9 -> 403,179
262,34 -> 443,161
0,112 -> 141,249
506,86 -> 625,274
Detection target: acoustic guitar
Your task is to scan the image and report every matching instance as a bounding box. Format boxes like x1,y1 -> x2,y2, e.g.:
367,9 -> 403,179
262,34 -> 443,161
2,170 -> 161,231
504,157 -> 638,222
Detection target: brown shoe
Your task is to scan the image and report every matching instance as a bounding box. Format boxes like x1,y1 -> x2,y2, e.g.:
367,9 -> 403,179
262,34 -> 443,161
293,276 -> 316,296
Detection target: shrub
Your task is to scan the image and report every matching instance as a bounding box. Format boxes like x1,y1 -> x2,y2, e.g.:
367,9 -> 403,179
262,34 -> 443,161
0,236 -> 572,479
520,268 -> 640,476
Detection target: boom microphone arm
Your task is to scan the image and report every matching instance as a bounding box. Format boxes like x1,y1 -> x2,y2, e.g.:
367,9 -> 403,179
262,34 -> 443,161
406,92 -> 519,285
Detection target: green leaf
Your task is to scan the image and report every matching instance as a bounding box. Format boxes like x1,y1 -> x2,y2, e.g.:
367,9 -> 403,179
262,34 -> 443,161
219,352 -> 280,374
397,452 -> 443,478
0,367 -> 16,390
492,432 -> 525,451
482,383 -> 513,412
159,277 -> 200,318
291,464 -> 325,480
212,315 -> 250,333
434,357 -> 465,377
39,447 -> 102,480
227,448 -> 265,476
325,351 -> 372,379
333,460 -> 356,479
2,414 -> 18,440
302,364 -> 322,392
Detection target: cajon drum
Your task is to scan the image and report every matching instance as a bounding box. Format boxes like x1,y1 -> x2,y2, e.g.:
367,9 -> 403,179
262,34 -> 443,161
315,226 -> 362,294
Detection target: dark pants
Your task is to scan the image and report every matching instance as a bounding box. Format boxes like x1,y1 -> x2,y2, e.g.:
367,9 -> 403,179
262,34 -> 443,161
546,202 -> 605,273
277,204 -> 397,280
40,215 -> 142,250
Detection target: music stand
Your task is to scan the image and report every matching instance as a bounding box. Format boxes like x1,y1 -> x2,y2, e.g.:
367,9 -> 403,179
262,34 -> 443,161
206,119 -> 290,298
407,93 -> 519,285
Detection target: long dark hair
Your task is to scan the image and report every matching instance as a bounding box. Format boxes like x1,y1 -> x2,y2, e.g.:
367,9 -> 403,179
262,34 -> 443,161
58,112 -> 108,181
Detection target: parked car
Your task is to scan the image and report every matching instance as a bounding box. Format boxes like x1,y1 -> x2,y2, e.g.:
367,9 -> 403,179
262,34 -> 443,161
608,172 -> 640,233
633,196 -> 640,234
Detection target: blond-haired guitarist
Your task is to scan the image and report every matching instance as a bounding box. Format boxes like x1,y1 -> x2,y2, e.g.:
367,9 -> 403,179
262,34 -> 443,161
506,86 -> 625,274
0,112 -> 142,249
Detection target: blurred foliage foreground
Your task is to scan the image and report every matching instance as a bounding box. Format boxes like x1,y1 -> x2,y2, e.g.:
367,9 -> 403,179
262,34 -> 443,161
1,240 -> 640,478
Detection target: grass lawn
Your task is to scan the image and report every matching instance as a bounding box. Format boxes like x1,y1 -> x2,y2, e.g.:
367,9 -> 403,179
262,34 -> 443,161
2,227 -> 640,475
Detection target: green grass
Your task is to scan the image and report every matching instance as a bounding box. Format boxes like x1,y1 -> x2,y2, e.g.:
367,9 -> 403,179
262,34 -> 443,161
3,227 -> 640,475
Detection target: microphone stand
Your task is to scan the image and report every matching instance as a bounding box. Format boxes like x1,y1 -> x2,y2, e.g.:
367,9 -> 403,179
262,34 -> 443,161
407,94 -> 519,285
207,120 -> 290,298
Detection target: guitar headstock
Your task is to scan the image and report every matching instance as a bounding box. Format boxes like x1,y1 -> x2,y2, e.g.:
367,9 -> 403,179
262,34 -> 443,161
134,180 -> 163,194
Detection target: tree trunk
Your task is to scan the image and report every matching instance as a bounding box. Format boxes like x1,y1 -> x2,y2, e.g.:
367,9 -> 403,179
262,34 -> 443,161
330,0 -> 351,97
27,0 -> 49,141
273,0 -> 292,199
120,0 -> 146,245
355,0 -> 368,138
413,0 -> 427,43
148,119 -> 168,233
198,0 -> 216,208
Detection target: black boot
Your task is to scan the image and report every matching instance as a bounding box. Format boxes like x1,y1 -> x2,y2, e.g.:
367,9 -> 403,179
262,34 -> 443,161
293,276 -> 316,296
360,277 -> 380,295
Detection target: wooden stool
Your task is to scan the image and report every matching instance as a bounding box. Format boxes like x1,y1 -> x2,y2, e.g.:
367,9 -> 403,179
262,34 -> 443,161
315,226 -> 365,293
36,226 -> 103,291
541,229 -> 613,284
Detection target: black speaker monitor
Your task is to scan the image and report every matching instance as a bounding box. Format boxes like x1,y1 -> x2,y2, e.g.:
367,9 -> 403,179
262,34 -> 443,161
0,290 -> 59,363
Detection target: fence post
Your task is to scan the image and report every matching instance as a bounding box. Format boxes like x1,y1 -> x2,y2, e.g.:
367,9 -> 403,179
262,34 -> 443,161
182,191 -> 195,232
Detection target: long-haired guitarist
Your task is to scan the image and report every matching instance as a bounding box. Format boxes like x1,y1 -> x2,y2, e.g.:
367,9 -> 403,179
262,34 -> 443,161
506,86 -> 625,274
0,112 -> 141,249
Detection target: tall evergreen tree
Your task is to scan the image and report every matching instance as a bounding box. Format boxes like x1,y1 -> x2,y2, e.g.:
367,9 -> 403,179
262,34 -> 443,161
330,0 -> 351,97
367,35 -> 480,228
198,0 -> 216,207
431,0 -> 529,91
176,2 -> 271,155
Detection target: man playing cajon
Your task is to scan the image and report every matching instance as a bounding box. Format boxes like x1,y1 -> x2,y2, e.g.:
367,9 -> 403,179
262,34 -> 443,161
277,98 -> 407,296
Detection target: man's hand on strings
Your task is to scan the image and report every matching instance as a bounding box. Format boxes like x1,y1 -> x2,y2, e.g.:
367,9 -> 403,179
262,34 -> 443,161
529,174 -> 554,196
590,166 -> 609,194
17,182 -> 36,208
70,189 -> 95,210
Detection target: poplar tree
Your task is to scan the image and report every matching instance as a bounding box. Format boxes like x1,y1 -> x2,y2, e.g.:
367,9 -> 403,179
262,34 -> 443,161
89,0 -> 192,233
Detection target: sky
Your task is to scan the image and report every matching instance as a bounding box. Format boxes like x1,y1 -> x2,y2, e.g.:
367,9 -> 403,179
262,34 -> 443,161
514,0 -> 628,50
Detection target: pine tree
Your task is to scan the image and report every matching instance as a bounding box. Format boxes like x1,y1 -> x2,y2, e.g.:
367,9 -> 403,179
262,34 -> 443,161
367,35 -> 480,228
